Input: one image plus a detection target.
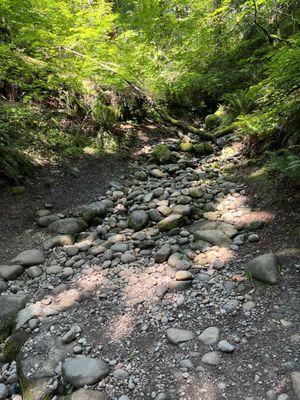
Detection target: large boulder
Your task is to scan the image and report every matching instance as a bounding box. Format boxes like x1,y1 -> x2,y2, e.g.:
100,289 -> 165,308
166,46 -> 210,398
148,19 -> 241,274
11,249 -> 45,267
75,199 -> 113,223
49,218 -> 88,235
62,356 -> 110,388
0,294 -> 28,337
128,210 -> 149,231
194,229 -> 232,247
245,253 -> 281,284
18,332 -> 73,400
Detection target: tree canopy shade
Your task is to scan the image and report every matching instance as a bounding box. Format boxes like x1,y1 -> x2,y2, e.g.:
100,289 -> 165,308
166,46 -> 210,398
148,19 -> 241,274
0,0 -> 299,181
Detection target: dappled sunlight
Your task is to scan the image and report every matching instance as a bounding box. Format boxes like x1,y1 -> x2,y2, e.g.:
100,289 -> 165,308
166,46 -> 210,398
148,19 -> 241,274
194,247 -> 234,269
75,265 -> 110,293
178,375 -> 220,400
105,313 -> 134,342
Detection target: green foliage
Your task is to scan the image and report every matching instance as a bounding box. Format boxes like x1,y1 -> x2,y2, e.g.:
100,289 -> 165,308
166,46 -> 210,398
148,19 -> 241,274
266,150 -> 300,183
223,88 -> 259,115
92,102 -> 120,132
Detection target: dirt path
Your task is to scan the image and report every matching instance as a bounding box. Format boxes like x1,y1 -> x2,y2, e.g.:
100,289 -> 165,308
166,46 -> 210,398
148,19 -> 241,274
0,128 -> 299,400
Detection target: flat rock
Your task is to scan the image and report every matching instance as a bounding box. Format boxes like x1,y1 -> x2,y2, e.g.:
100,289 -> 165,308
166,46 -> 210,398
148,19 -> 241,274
167,328 -> 195,345
60,389 -> 108,400
43,235 -> 75,250
199,326 -> 220,345
62,356 -> 110,387
194,230 -> 232,247
245,253 -> 280,284
11,249 -> 45,267
49,218 -> 88,235
76,200 -> 113,223
155,244 -> 172,263
0,264 -> 24,280
201,351 -> 220,366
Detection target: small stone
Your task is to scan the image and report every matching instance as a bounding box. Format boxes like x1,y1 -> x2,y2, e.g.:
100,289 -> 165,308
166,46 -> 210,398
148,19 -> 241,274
27,266 -> 43,278
113,368 -> 129,380
222,299 -> 240,313
128,210 -> 149,231
243,301 -> 256,312
175,271 -> 193,281
201,351 -> 220,366
248,234 -> 259,242
180,359 -> 193,369
199,327 -> 220,345
155,244 -> 172,263
217,340 -> 235,353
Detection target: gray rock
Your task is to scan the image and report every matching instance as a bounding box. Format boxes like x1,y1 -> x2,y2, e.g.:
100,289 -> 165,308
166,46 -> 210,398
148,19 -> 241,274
222,299 -> 240,313
128,210 -> 149,231
43,235 -> 75,250
180,359 -> 193,369
27,266 -> 43,278
243,300 -> 256,311
61,325 -> 81,344
189,187 -> 204,198
199,326 -> 220,345
76,200 -> 113,222
0,383 -> 8,400
190,221 -> 237,238
155,393 -> 171,400
155,244 -> 172,263
49,218 -> 88,235
62,356 -> 110,387
245,253 -> 280,284
37,214 -> 59,227
113,368 -> 129,380
218,340 -> 235,353
0,265 -> 24,280
11,249 -> 45,267
0,294 -> 28,336
201,351 -> 220,366
194,230 -> 232,247
291,371 -> 300,400
158,214 -> 183,232
167,328 -> 195,345
0,280 -> 8,293
60,389 -> 108,400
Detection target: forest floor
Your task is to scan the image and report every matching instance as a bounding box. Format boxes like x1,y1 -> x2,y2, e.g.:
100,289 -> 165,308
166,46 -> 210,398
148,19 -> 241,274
0,125 -> 299,400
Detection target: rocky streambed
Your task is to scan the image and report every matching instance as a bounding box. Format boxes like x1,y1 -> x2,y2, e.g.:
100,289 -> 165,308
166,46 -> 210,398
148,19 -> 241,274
0,132 -> 299,400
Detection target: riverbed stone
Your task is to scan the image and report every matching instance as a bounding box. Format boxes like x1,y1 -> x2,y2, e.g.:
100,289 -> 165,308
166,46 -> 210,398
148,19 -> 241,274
128,210 -> 149,231
199,326 -> 220,345
11,249 -> 45,267
49,218 -> 88,235
0,264 -> 24,280
62,356 -> 110,387
167,328 -> 195,345
245,253 -> 280,284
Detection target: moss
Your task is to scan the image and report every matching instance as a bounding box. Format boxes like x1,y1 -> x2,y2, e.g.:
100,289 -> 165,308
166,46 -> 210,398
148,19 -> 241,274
179,141 -> 194,152
151,144 -> 172,163
10,185 -> 26,195
205,114 -> 220,129
214,124 -> 235,137
193,142 -> 214,155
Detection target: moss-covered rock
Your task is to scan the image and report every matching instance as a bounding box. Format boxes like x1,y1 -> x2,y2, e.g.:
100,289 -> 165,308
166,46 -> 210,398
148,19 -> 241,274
0,294 -> 28,342
151,144 -> 172,163
179,141 -> 194,152
205,114 -> 220,129
193,143 -> 214,155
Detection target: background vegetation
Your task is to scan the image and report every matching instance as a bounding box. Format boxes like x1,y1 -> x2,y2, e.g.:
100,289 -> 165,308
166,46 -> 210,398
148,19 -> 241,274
0,0 -> 299,182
